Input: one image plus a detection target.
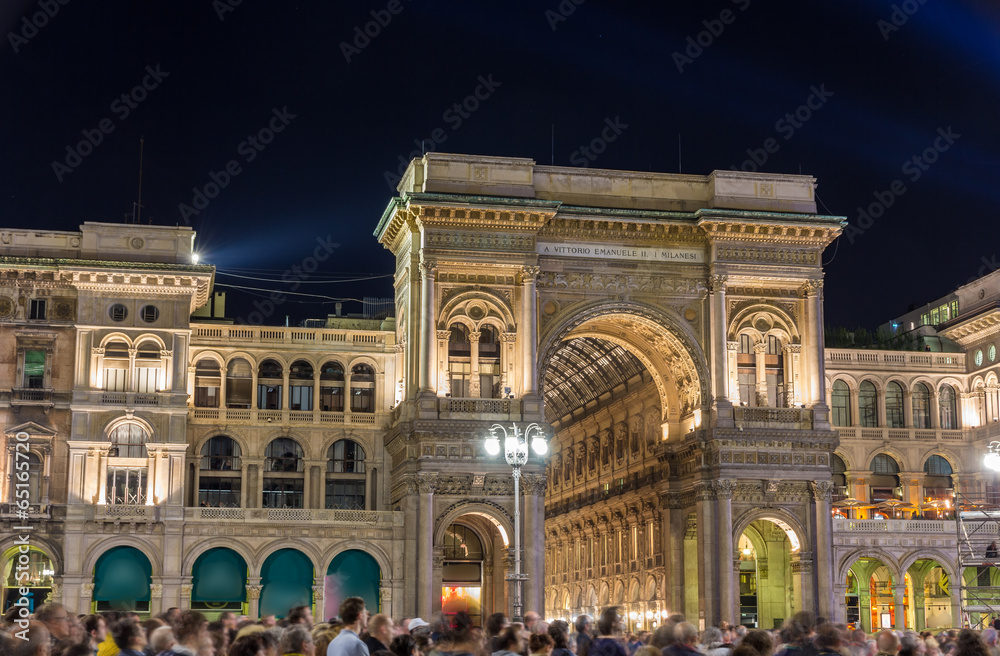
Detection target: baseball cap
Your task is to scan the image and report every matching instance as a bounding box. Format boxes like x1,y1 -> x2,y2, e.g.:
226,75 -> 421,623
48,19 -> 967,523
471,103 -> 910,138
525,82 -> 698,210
409,618 -> 430,632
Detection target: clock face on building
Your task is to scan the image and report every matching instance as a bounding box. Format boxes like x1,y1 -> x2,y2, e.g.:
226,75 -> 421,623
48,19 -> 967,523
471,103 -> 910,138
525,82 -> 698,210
975,349 -> 984,367
991,344 -> 997,363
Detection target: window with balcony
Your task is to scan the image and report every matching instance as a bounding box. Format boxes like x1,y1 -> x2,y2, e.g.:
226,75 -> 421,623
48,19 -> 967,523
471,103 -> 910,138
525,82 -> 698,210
319,361 -> 345,412
289,360 -> 313,411
109,423 -> 149,459
350,364 -> 375,412
869,453 -> 900,504
263,437 -> 304,508
257,360 -> 283,410
923,455 -> 953,508
885,382 -> 904,428
134,341 -> 162,393
103,341 -> 130,392
22,350 -> 45,389
194,359 -> 221,407
9,452 -> 42,505
832,380 -> 851,427
859,380 -> 878,427
939,384 -> 958,429
326,440 -> 365,509
912,383 -> 931,429
448,323 -> 471,397
106,467 -> 147,505
199,436 -> 242,507
225,358 -> 252,409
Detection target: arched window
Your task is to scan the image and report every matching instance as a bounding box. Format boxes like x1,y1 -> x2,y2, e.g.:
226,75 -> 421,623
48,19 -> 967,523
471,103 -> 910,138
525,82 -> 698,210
289,360 -> 314,411
194,359 -> 221,407
448,323 -> 471,397
912,383 -> 931,429
258,360 -> 283,410
736,334 -> 756,406
478,325 -> 501,399
225,358 -> 252,409
923,455 -> 953,476
939,384 -> 958,429
319,361 -> 345,412
351,364 -> 375,412
263,438 -> 304,508
869,453 -> 900,504
103,340 -> 130,392
441,523 -> 484,626
109,423 -> 148,458
765,334 -> 786,408
199,436 -> 242,507
134,341 -> 162,393
832,454 -> 847,496
859,381 -> 878,427
885,382 -> 904,428
832,381 -> 851,427
326,440 -> 366,510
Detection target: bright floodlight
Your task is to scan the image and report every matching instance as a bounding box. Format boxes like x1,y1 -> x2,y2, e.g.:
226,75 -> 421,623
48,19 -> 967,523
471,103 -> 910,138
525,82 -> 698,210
484,436 -> 500,456
531,436 -> 548,455
986,452 -> 1000,471
192,253 -> 200,264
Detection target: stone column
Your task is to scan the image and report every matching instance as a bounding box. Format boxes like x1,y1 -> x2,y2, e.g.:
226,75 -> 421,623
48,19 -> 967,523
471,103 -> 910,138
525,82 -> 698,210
469,331 -> 481,397
709,275 -> 733,427
416,473 -> 437,618
727,341 -> 740,403
805,279 -> 827,406
790,555 -> 814,614
662,497 -> 685,614
312,579 -> 325,624
753,341 -> 768,407
913,589 -> 926,630
811,481 -> 835,620
903,390 -> 913,429
97,448 -> 109,504
930,388 -> 940,429
849,386 -> 860,427
950,582 -> 961,628
436,330 -> 451,396
521,267 -> 540,397
893,583 -> 906,629
522,473 -> 546,615
418,259 -> 437,394
716,480 -> 737,625
695,482 -> 717,626
858,590 -> 872,631
313,369 -> 322,415
832,582 -> 848,624
784,343 -> 802,406
246,582 -> 262,619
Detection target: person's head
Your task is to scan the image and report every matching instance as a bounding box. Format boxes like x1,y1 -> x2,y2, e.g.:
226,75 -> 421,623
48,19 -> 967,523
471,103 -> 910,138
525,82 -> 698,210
703,628 -> 723,647
498,626 -> 527,653
529,633 -> 554,655
548,620 -> 570,649
575,614 -> 593,637
178,611 -> 209,645
735,626 -> 748,642
390,634 -> 419,656
111,618 -> 147,651
261,616 -> 277,629
955,629 -> 989,656
793,612 -> 816,637
36,604 -> 71,640
151,626 -> 177,654
878,630 -> 900,654
219,613 -> 237,630
11,622 -> 51,656
54,643 -> 93,656
229,635 -> 267,656
339,597 -> 367,631
166,608 -> 182,626
814,624 -> 840,653
524,613 -> 541,631
281,626 -> 314,656
652,623 -> 677,649
370,614 -> 396,647
675,623 -> 699,647
779,620 -> 806,647
288,606 -> 313,630
487,613 -> 510,637
597,607 -> 620,637
741,630 -> 773,656
83,614 -> 107,646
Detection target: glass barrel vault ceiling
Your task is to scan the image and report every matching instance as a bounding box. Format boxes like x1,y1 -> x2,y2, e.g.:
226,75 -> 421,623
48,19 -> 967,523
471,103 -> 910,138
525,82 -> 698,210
542,337 -> 647,423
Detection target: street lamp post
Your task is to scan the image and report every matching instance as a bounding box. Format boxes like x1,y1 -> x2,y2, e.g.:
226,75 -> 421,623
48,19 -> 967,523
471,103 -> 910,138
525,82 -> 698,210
485,422 -> 549,623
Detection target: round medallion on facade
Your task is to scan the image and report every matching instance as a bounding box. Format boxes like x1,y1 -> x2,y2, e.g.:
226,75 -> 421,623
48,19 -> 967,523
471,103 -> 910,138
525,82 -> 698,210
684,307 -> 697,321
543,300 -> 558,316
467,302 -> 486,320
52,300 -> 73,320
0,296 -> 13,318
130,237 -> 145,249
69,236 -> 81,247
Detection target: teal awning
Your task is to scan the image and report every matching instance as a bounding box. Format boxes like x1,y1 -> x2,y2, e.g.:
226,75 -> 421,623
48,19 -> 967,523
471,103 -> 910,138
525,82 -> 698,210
94,547 -> 152,605
326,550 -> 381,614
260,549 -> 312,618
193,548 -> 248,603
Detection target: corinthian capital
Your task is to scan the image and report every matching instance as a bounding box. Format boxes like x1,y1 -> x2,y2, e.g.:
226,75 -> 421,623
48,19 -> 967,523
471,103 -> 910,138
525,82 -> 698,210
810,480 -> 834,501
709,274 -> 728,293
420,258 -> 438,277
520,266 -> 541,284
715,479 -> 737,499
417,472 -> 438,494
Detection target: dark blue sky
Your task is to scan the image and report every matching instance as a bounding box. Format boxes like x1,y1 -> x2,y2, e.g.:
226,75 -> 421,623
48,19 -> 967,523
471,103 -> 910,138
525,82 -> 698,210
2,1 -> 998,327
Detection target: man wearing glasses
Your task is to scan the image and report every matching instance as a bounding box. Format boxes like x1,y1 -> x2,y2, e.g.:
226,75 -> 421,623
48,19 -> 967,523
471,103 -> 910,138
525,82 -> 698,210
34,604 -> 71,646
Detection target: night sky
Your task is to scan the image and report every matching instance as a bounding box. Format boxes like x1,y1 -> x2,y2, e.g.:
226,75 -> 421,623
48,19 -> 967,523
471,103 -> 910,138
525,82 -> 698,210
3,1 -> 998,328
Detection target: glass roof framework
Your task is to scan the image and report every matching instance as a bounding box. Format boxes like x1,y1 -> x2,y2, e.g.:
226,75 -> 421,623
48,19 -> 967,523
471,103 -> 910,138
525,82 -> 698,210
542,337 -> 647,423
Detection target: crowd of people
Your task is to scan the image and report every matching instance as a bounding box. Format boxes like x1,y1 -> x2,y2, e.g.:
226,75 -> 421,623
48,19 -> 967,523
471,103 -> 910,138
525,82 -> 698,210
3,600 -> 999,656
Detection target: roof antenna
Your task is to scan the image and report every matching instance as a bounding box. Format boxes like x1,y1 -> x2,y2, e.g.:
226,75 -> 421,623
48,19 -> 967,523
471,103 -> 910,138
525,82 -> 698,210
677,133 -> 682,174
135,136 -> 145,224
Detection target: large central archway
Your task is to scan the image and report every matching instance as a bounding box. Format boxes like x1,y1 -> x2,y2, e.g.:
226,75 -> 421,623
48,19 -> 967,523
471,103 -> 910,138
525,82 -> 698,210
538,301 -> 709,434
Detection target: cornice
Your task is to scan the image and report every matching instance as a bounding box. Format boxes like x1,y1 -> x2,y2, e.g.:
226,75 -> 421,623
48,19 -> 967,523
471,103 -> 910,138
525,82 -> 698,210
938,308 -> 1000,346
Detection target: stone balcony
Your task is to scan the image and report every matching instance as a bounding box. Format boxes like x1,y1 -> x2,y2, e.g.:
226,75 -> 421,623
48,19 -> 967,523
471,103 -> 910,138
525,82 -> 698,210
82,504 -> 403,528
734,406 -> 813,430
834,426 -> 966,442
832,518 -> 959,552
825,349 -> 965,372
192,325 -> 392,351
189,407 -> 387,427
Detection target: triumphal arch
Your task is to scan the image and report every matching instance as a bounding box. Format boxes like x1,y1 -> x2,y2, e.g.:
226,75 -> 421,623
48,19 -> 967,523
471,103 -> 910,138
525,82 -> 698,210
376,153 -> 844,627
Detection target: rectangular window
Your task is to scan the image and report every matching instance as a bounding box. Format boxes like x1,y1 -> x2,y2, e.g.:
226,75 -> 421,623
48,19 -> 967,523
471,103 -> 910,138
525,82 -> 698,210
135,367 -> 159,393
258,384 -> 282,409
23,350 -> 45,388
951,300 -> 959,319
320,387 -> 344,412
106,467 -> 147,505
351,387 -> 374,412
930,308 -> 939,325
588,538 -> 594,568
262,478 -> 303,508
617,531 -> 623,563
28,299 -> 45,320
194,385 -> 218,407
738,370 -> 756,406
103,368 -> 128,392
921,313 -> 929,326
479,360 -> 501,399
939,304 -> 950,322
290,385 -> 313,411
325,479 -> 365,510
450,360 -> 471,398
198,476 -> 241,507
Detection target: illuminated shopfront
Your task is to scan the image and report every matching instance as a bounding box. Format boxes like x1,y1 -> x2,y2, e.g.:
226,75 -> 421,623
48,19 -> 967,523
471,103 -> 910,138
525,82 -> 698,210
2,546 -> 54,613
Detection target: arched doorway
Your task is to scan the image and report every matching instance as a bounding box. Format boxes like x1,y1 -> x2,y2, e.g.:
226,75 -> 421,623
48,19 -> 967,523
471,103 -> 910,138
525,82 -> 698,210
260,549 -> 313,618
736,520 -> 799,629
191,548 -> 248,619
93,546 -> 152,615
846,557 -> 896,631
441,523 -> 485,626
325,550 -> 381,622
906,559 -> 952,630
2,546 -> 54,612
